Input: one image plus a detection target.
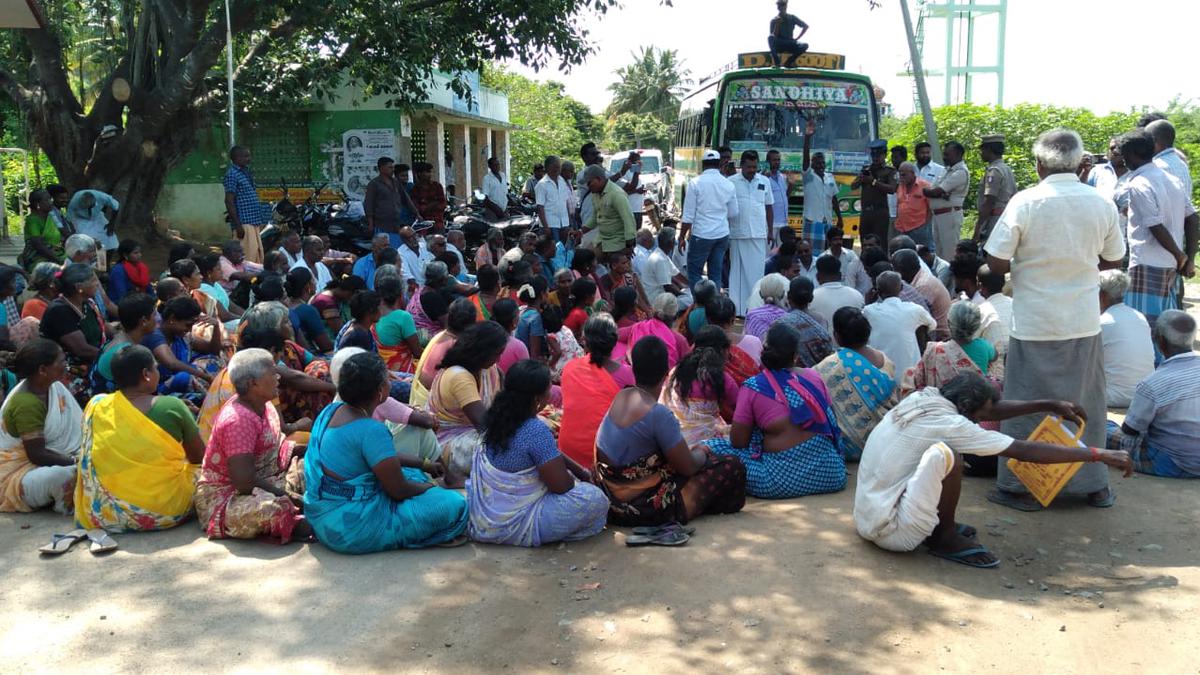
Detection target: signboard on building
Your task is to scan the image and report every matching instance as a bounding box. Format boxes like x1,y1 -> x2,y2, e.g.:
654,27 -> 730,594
342,128 -> 397,200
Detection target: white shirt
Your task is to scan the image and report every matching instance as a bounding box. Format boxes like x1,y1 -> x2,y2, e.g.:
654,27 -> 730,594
984,173 -> 1125,341
1124,162 -> 1195,269
619,169 -> 645,214
855,388 -> 1014,541
796,257 -> 818,283
640,248 -> 680,303
809,281 -> 865,327
728,172 -> 774,239
482,171 -> 509,211
820,248 -> 872,296
863,297 -> 937,377
971,291 -> 1008,355
632,244 -> 652,276
802,168 -> 839,224
398,241 -> 433,285
67,190 -> 120,250
535,174 -> 571,230
917,161 -> 946,184
1100,302 -> 1156,407
290,258 -> 332,292
682,168 -> 738,240
1154,148 -> 1193,199
278,247 -> 301,268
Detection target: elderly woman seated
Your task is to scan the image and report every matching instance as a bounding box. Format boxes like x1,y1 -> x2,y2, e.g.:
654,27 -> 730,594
199,300 -> 335,436
195,348 -> 312,544
425,321 -> 509,487
855,372 -> 1132,569
742,273 -> 790,341
20,262 -> 61,322
467,360 -> 608,546
815,307 -> 898,461
76,345 -> 203,531
618,292 -> 690,368
660,326 -> 738,447
0,340 -> 81,513
63,234 -> 117,318
707,324 -> 847,499
595,336 -> 746,527
37,263 -> 107,402
901,300 -> 997,396
304,352 -> 468,553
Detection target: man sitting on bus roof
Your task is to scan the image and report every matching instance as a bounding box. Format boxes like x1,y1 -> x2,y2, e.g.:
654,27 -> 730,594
769,0 -> 809,67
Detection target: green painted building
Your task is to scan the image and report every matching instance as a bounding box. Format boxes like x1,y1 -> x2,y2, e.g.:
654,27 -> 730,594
159,71 -> 515,240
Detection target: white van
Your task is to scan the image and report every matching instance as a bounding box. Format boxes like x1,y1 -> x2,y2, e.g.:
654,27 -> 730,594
607,149 -> 672,213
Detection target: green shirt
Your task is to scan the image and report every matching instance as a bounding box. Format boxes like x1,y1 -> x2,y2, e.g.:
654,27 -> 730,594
584,180 -> 636,253
961,338 -> 996,376
146,395 -> 201,445
375,308 -> 417,346
22,213 -> 62,267
2,392 -> 47,437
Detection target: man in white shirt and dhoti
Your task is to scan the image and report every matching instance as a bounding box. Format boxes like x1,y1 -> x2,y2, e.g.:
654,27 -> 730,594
727,150 -> 774,316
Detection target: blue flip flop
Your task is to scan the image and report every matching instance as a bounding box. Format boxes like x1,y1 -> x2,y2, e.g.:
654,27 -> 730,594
929,545 -> 1001,569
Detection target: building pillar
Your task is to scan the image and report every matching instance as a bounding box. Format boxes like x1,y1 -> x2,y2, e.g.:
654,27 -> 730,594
461,125 -> 474,197
448,123 -> 467,196
495,129 -> 510,183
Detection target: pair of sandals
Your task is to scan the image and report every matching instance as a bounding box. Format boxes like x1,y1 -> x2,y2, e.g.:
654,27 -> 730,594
624,522 -> 695,547
39,529 -> 118,556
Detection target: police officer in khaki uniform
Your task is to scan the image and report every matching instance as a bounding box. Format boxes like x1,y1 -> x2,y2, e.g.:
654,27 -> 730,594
974,134 -> 1018,243
923,140 -> 969,258
852,139 -> 898,245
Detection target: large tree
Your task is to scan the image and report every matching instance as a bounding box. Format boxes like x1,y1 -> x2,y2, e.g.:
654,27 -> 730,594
0,0 -> 627,233
605,46 -> 690,123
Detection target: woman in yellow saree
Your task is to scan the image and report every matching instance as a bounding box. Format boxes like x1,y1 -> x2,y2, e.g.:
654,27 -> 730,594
76,345 -> 204,531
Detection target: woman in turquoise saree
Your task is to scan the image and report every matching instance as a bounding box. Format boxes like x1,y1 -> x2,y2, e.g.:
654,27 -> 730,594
303,352 -> 467,554
814,307 -> 899,461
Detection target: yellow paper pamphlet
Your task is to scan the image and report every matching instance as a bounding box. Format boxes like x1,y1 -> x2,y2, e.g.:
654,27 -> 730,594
1005,416 -> 1085,508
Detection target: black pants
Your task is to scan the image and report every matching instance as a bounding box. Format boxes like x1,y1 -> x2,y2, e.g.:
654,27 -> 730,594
768,36 -> 809,66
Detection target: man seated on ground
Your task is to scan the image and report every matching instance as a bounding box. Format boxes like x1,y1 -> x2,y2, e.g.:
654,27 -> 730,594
893,248 -> 950,340
856,371 -> 1133,568
218,240 -> 263,292
1098,269 -> 1154,408
639,227 -> 692,308
764,239 -> 797,276
918,244 -> 954,295
862,271 -> 936,378
1107,310 -> 1200,478
819,226 -> 872,296
809,255 -> 864,326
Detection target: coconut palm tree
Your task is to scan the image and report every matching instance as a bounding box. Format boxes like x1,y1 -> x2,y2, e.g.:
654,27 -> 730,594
606,47 -> 692,121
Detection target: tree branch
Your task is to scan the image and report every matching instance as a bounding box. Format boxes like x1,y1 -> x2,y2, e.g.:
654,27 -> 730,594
233,14 -> 303,82
24,27 -> 84,117
0,67 -> 32,108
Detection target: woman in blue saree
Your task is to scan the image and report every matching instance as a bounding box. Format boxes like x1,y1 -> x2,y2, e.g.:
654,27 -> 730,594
814,307 -> 899,461
466,359 -> 608,547
706,324 -> 847,499
304,352 -> 467,554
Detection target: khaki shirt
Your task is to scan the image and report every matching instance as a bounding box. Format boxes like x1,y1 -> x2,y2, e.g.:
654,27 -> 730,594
929,161 -> 970,210
980,159 -> 1017,214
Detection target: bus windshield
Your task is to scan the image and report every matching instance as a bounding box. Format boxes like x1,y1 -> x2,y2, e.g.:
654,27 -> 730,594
721,77 -> 874,173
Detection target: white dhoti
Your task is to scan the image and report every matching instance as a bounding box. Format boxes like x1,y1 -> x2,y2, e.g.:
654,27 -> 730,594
729,237 -> 766,316
931,210 -> 964,259
861,442 -> 954,553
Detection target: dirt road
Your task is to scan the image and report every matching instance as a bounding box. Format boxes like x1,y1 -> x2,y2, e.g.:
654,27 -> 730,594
2,466 -> 1197,674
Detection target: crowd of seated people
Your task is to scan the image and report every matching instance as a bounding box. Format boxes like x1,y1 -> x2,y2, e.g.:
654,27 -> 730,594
4,169 -> 1176,567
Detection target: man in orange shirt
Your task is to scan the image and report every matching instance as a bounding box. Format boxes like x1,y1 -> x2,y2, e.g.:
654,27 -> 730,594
893,161 -> 933,249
